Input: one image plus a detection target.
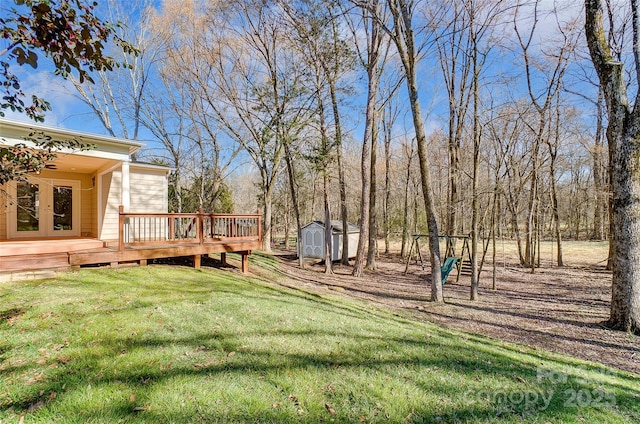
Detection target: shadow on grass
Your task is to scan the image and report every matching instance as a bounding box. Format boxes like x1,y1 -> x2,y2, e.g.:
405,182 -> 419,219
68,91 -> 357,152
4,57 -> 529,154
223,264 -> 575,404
2,266 -> 639,423
6,322 -> 640,422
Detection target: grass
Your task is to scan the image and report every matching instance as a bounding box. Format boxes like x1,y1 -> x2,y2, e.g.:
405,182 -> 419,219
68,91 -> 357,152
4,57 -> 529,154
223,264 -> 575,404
1,254 -> 638,423
386,237 -> 609,268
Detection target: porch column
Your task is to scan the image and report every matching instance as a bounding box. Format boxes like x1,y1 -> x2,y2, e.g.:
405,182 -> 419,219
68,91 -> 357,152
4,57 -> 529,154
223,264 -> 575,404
121,160 -> 130,212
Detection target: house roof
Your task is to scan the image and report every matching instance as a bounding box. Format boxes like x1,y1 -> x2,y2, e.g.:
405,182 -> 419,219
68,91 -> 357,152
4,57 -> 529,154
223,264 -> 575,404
303,220 -> 360,234
131,161 -> 174,174
0,118 -> 144,156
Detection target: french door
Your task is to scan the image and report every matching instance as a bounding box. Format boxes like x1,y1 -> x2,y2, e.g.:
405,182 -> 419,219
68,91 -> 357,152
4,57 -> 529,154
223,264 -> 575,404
7,178 -> 81,238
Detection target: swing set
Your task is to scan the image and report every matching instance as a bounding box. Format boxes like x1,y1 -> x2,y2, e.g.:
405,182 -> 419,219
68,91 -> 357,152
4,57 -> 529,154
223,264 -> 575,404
404,234 -> 472,284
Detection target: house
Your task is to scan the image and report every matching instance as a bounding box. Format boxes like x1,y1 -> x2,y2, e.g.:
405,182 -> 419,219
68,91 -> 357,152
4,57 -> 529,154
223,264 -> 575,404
298,220 -> 359,261
0,119 -> 262,277
0,118 -> 171,242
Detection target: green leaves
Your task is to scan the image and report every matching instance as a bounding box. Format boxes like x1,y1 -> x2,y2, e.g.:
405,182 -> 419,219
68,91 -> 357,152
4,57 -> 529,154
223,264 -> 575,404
0,0 -> 139,123
0,0 -> 138,185
11,47 -> 38,68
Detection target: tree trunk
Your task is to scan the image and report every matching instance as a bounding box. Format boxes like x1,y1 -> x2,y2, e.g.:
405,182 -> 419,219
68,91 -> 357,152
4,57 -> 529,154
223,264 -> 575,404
400,143 -> 413,258
585,0 -> 640,333
383,111 -> 392,255
592,88 -> 607,240
367,114 -> 378,269
608,125 -> 640,332
525,131 -> 541,269
336,130 -> 349,266
506,190 -> 526,265
470,24 -> 480,300
283,193 -> 291,249
491,190 -> 498,290
388,0 -> 442,300
328,79 -> 350,266
549,105 -> 564,266
550,172 -> 563,266
407,66 -> 442,301
284,141 -> 304,267
324,169 -> 333,274
352,2 -> 381,278
447,119 -> 460,236
263,188 -> 273,253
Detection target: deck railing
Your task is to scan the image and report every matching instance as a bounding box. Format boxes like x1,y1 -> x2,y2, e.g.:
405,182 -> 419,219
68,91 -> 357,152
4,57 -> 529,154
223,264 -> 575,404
118,206 -> 262,251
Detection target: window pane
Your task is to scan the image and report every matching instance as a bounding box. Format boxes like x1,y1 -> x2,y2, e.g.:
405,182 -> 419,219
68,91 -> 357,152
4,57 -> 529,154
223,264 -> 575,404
53,185 -> 73,231
16,182 -> 40,232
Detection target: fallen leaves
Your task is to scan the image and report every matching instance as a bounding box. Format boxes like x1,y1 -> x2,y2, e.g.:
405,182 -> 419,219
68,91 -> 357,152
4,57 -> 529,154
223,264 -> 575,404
193,358 -> 225,369
324,403 -> 336,415
287,394 -> 304,415
25,373 -> 45,385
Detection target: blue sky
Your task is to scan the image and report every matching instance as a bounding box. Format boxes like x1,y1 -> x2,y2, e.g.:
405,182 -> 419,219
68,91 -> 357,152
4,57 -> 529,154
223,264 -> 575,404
2,0 -> 601,160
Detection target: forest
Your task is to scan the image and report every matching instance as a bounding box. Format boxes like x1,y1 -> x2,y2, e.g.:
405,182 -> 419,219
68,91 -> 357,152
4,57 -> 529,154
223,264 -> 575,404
53,1 -> 612,259
9,0 -> 638,331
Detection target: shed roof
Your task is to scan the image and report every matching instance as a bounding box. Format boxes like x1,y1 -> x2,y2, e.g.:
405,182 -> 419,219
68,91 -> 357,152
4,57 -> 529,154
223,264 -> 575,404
303,220 -> 359,234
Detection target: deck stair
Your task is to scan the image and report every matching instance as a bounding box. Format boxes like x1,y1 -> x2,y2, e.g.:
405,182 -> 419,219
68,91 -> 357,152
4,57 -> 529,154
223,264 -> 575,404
0,239 -> 106,276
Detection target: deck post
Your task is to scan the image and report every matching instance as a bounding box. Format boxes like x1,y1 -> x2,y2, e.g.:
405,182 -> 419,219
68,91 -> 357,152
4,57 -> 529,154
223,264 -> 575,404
220,252 -> 227,265
198,208 -> 204,245
257,212 -> 262,242
168,216 -> 175,241
118,205 -> 125,251
241,251 -> 249,273
193,255 -> 201,269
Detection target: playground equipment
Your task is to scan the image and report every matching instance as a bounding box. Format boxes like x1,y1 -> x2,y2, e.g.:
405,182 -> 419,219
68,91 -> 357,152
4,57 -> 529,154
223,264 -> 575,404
404,234 -> 471,284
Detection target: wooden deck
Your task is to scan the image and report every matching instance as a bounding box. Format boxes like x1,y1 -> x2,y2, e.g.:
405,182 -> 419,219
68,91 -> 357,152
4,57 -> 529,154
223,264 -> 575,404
1,210 -> 262,277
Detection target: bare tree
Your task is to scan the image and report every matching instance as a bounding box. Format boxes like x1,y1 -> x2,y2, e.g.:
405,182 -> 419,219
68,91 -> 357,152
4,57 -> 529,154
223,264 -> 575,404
149,0 -> 245,213
386,0 -> 443,300
349,0 -> 385,277
322,2 -> 355,266
69,0 -> 158,141
381,88 -> 400,254
400,138 -> 415,258
179,0 -> 309,251
283,0 -> 356,270
584,0 -> 640,334
435,2 -> 472,237
513,0 -> 576,270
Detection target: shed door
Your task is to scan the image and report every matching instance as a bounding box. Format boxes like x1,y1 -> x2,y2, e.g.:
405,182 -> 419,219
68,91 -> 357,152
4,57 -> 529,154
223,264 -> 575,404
303,226 -> 324,258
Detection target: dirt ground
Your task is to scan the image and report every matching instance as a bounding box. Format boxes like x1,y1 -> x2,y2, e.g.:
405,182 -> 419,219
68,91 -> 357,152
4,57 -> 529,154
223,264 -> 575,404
268,245 -> 639,376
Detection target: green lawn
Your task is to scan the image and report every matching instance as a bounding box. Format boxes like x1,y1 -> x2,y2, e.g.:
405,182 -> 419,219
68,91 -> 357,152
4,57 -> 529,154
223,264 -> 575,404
1,255 -> 638,423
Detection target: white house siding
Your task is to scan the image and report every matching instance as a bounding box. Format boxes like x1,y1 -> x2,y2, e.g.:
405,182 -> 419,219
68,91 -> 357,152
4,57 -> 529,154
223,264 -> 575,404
129,166 -> 169,213
100,169 -> 122,241
127,166 -> 169,242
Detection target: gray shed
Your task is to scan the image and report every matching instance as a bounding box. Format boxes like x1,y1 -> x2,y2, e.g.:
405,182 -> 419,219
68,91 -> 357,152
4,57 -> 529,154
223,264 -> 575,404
298,220 -> 359,261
